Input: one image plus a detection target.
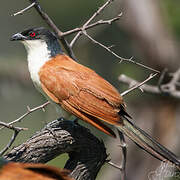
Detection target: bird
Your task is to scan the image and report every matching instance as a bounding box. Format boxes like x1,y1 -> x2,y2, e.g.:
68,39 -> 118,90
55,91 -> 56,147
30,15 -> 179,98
10,27 -> 180,168
0,157 -> 73,180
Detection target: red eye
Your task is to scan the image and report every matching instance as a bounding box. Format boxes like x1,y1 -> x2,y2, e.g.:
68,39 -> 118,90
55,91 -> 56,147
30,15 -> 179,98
29,32 -> 36,37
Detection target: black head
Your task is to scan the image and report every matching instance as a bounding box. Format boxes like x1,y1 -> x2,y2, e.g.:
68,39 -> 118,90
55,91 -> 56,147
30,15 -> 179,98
10,27 -> 57,42
11,27 -> 63,57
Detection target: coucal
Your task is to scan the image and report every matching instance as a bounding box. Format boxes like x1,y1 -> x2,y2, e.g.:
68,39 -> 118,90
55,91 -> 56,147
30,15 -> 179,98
10,27 -> 180,168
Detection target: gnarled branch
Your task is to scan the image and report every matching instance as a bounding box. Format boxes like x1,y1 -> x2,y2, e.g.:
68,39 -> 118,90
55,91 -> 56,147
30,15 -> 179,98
4,118 -> 107,180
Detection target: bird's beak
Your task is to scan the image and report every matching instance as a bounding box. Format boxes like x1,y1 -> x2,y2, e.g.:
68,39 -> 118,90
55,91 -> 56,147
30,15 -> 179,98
10,33 -> 27,41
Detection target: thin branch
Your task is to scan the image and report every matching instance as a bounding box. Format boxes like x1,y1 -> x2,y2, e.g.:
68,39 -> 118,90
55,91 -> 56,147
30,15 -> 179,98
83,31 -> 160,73
0,102 -> 49,131
0,121 -> 27,131
119,74 -> 160,93
120,73 -> 158,96
11,2 -> 36,16
70,0 -> 114,47
118,68 -> 180,99
62,13 -> 122,37
106,130 -> 127,179
83,0 -> 114,26
158,68 -> 168,92
107,161 -> 122,170
8,101 -> 49,126
0,131 -> 19,156
165,68 -> 180,91
0,122 -> 27,156
29,0 -> 77,60
118,130 -> 127,180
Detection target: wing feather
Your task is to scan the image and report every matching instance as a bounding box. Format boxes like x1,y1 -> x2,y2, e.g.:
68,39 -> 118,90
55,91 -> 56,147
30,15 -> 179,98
39,54 -> 125,136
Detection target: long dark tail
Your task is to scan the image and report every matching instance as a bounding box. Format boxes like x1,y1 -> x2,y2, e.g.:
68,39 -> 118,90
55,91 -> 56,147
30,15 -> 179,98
117,118 -> 180,168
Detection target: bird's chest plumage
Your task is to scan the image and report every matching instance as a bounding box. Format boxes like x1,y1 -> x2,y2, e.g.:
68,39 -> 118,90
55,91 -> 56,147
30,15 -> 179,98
23,40 -> 50,92
26,44 -> 71,118
28,52 -> 48,95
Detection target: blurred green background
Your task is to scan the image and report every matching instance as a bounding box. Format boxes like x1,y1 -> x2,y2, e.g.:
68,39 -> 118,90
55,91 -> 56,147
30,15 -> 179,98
0,0 -> 180,179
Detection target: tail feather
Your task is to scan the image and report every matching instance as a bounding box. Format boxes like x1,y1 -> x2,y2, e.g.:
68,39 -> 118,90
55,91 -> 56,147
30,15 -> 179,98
117,118 -> 180,168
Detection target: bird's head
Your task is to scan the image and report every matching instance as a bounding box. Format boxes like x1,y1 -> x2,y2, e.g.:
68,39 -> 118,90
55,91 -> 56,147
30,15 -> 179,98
10,27 -> 57,42
10,27 -> 62,57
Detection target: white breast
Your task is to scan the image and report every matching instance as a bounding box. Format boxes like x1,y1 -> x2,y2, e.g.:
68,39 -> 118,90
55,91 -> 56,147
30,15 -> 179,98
22,39 -> 71,118
22,40 -> 51,92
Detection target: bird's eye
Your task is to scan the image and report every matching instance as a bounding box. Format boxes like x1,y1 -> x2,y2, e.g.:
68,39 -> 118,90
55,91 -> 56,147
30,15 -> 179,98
29,32 -> 36,38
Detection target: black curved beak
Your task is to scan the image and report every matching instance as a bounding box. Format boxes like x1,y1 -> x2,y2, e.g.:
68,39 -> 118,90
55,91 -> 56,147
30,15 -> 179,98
10,33 -> 27,41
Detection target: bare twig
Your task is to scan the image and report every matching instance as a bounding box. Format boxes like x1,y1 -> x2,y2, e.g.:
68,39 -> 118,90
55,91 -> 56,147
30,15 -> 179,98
0,102 -> 48,153
8,101 -> 49,126
83,31 -> 160,73
70,0 -> 114,47
11,2 -> 36,16
0,122 -> 27,156
107,161 -> 122,170
158,68 -> 168,92
62,13 -> 122,37
0,121 -> 27,131
0,101 -> 49,130
118,130 -> 127,180
0,131 -> 19,156
29,0 -> 77,60
106,130 -> 127,179
165,68 -> 180,91
119,74 -> 160,93
119,68 -> 180,99
120,73 -> 158,96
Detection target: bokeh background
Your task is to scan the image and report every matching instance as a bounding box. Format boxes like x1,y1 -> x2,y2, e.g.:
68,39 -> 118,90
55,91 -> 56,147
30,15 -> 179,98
0,0 -> 180,179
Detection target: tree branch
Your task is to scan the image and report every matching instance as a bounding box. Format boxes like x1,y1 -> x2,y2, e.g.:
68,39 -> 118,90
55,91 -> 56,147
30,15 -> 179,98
0,122 -> 27,156
0,131 -> 19,156
119,68 -> 180,99
4,118 -> 107,180
0,102 -> 49,155
0,101 -> 50,131
120,73 -> 158,96
117,130 -> 127,180
12,2 -> 36,16
70,0 -> 114,47
62,13 -> 122,37
83,31 -> 160,73
30,0 -> 77,60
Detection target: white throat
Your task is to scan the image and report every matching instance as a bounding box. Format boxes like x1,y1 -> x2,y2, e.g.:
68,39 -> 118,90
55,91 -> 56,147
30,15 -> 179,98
22,40 -> 51,90
22,39 -> 71,118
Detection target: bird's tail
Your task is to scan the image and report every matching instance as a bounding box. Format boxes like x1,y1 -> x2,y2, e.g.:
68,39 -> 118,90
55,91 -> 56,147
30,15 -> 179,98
117,118 -> 180,169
